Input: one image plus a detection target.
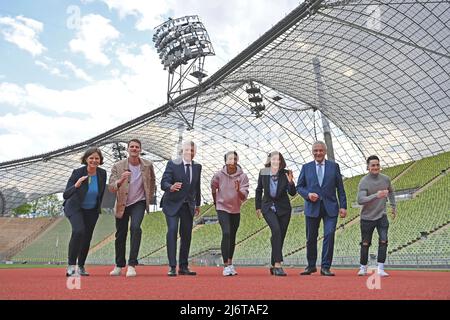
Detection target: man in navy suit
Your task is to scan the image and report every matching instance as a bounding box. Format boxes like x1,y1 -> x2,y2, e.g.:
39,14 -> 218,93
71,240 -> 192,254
297,141 -> 347,276
161,140 -> 202,276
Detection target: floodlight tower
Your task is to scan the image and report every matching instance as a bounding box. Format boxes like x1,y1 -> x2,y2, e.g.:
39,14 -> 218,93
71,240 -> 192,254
112,143 -> 127,160
153,16 -> 215,130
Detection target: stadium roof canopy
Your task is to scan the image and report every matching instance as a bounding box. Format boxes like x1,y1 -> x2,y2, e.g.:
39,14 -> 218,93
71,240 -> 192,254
1,0 -> 449,215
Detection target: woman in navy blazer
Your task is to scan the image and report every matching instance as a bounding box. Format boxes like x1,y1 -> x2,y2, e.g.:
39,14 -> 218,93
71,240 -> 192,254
63,147 -> 107,277
255,151 -> 296,276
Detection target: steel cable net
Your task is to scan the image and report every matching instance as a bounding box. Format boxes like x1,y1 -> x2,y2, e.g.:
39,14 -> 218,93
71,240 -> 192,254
0,0 -> 449,215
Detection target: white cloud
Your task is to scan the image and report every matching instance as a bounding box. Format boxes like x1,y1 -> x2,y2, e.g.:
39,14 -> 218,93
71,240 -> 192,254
1,42 -> 166,118
110,69 -> 121,78
0,82 -> 26,106
62,61 -> 93,82
0,15 -> 46,56
100,0 -> 169,31
0,41 -> 169,161
0,112 -> 104,161
35,60 -> 65,77
69,14 -> 120,65
0,48 -> 167,162
116,44 -> 155,74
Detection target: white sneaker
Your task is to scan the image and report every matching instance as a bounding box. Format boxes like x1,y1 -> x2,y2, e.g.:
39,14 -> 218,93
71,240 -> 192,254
126,266 -> 137,277
222,266 -> 233,276
66,265 -> 78,277
357,265 -> 368,276
377,269 -> 389,277
109,266 -> 122,276
229,264 -> 238,276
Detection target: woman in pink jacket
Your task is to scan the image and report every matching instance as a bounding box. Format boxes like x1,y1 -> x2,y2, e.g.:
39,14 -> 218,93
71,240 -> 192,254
211,151 -> 249,276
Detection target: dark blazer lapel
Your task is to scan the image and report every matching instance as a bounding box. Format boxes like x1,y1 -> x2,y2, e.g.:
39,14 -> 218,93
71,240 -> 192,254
79,166 -> 88,200
193,162 -> 200,186
174,161 -> 183,183
264,169 -> 271,196
310,162 -> 319,186
187,162 -> 195,189
191,161 -> 196,184
97,168 -> 105,197
322,160 -> 330,186
275,170 -> 283,198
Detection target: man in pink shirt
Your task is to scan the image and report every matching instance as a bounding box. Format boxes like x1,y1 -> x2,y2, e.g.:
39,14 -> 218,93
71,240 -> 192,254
211,151 -> 249,276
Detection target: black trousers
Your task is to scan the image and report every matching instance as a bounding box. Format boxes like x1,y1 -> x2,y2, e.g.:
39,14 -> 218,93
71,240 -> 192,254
217,210 -> 240,263
115,200 -> 146,267
67,208 -> 99,266
262,209 -> 291,266
165,203 -> 194,268
360,215 -> 389,265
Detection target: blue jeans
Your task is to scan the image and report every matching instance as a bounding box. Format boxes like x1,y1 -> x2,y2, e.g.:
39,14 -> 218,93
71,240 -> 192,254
360,215 -> 389,264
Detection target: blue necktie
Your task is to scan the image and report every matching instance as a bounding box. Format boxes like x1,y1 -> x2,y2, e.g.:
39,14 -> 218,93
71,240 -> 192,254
185,164 -> 191,184
317,163 -> 324,187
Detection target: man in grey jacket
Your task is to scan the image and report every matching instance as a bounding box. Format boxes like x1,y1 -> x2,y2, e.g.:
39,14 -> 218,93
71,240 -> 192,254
357,155 -> 396,277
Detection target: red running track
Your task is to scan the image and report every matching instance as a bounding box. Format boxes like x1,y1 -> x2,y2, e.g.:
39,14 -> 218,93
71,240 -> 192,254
0,266 -> 449,300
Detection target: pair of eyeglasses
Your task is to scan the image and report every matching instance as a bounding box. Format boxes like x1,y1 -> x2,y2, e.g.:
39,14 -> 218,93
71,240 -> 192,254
271,175 -> 278,181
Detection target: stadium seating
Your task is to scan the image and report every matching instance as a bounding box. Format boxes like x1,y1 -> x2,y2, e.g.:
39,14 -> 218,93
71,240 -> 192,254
13,214 -> 115,263
0,217 -> 56,260
393,152 -> 450,191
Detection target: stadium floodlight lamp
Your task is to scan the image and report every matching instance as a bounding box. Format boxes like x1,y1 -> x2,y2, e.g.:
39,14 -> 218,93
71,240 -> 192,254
272,95 -> 282,102
153,15 -> 215,129
112,143 -> 127,160
153,15 -> 214,74
246,81 -> 265,118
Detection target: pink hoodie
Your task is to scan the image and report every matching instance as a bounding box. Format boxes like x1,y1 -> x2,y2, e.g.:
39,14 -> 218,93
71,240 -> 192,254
211,165 -> 249,214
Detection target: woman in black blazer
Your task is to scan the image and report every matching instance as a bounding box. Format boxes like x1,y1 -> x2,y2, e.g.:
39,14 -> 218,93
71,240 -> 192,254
63,147 -> 107,277
255,151 -> 296,276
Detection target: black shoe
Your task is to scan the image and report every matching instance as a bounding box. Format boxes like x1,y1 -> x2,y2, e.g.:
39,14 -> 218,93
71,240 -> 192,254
300,267 -> 317,275
178,267 -> 197,276
320,268 -> 335,276
269,267 -> 274,275
167,267 -> 177,277
78,266 -> 89,276
273,267 -> 287,276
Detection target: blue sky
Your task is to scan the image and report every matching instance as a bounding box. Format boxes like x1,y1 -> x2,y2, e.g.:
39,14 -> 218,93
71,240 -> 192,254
0,0 -> 300,162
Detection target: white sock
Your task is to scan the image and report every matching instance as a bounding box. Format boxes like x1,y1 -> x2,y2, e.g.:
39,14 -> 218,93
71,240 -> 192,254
360,264 -> 367,270
377,262 -> 384,271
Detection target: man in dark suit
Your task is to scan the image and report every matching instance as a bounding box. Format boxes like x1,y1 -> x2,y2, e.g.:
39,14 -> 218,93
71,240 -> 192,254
297,141 -> 347,276
161,140 -> 202,276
